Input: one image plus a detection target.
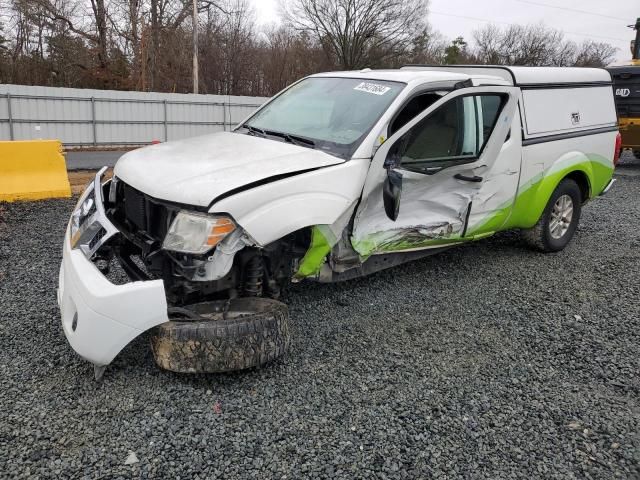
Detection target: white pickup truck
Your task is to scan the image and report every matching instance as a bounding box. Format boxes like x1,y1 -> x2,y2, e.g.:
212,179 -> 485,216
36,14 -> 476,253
58,66 -> 619,378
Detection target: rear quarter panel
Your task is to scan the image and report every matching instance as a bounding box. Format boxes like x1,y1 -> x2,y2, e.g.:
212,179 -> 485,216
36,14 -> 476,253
504,131 -> 616,229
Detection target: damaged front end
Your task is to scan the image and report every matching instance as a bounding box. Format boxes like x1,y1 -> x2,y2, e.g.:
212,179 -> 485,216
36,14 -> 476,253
58,168 -> 168,370
96,172 -> 305,304
58,169 -> 307,370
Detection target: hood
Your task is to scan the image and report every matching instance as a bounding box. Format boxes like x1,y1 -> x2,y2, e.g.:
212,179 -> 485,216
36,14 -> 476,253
113,132 -> 345,207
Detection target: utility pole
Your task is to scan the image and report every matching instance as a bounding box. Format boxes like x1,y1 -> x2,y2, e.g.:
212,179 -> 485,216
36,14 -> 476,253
192,0 -> 199,94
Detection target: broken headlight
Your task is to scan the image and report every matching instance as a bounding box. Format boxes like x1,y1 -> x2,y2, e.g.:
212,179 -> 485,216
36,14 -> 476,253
70,188 -> 96,248
162,211 -> 236,255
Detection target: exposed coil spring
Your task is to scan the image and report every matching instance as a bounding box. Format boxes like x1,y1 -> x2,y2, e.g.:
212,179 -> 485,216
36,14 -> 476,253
243,256 -> 263,297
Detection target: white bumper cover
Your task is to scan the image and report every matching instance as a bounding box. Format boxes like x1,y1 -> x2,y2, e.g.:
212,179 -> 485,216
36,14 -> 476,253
57,172 -> 168,366
58,234 -> 168,366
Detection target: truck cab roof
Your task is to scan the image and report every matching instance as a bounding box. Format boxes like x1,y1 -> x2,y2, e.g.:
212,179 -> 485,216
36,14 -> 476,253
312,65 -> 612,88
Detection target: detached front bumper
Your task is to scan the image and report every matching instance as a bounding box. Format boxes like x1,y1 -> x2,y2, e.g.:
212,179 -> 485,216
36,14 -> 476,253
57,169 -> 168,367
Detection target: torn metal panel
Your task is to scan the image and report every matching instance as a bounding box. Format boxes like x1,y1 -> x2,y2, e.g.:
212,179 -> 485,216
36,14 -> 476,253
188,229 -> 252,281
295,201 -> 359,279
324,201 -> 364,273
351,157 -> 522,256
316,200 -> 357,246
317,246 -> 451,283
329,234 -> 363,273
353,89 -> 521,257
352,170 -> 474,257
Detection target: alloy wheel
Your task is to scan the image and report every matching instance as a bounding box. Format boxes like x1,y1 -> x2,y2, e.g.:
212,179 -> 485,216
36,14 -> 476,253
549,194 -> 574,239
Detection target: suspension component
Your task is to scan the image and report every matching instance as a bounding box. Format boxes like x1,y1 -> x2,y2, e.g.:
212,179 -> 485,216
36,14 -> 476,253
243,255 -> 263,297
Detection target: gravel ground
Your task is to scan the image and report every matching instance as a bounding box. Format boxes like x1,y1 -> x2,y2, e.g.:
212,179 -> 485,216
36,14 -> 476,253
1,162 -> 640,479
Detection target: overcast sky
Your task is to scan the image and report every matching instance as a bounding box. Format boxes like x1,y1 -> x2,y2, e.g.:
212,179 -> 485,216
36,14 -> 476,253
249,0 -> 638,62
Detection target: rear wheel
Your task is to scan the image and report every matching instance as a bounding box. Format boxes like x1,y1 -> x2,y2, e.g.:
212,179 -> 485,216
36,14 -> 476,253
522,179 -> 582,252
150,298 -> 290,373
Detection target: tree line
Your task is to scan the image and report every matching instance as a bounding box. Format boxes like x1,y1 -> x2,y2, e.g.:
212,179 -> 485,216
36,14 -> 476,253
0,0 -> 619,96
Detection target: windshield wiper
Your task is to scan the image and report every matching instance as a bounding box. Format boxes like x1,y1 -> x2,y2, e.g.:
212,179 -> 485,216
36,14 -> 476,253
243,125 -> 316,148
242,124 -> 266,137
264,130 -> 316,148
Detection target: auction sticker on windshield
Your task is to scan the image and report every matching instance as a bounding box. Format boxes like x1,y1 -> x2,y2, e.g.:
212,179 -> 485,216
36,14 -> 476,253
354,82 -> 392,95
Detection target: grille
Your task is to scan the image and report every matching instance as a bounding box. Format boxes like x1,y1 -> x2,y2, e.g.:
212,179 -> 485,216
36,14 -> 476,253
117,182 -> 174,241
88,227 -> 106,250
610,71 -> 640,117
123,184 -> 147,230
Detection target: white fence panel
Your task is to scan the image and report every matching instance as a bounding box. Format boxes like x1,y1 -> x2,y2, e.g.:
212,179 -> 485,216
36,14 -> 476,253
0,84 -> 267,147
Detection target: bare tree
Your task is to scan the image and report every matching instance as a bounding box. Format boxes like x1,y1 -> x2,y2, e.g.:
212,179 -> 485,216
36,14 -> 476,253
26,0 -> 112,71
473,23 -> 618,67
90,0 -> 109,67
282,0 -> 429,70
107,0 -> 143,87
257,25 -> 331,93
0,21 -> 6,51
474,24 -> 565,66
392,26 -> 447,66
573,40 -> 617,67
0,0 -> 619,94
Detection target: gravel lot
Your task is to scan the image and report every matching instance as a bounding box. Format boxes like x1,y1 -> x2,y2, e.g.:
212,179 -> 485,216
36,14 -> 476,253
1,161 -> 640,479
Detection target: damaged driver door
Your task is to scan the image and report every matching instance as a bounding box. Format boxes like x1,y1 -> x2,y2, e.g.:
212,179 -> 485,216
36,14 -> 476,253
352,86 -> 519,257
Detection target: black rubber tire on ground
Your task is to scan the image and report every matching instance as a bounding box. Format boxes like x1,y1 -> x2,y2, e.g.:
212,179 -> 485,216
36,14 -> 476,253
522,178 -> 582,253
633,150 -> 640,160
150,297 -> 290,373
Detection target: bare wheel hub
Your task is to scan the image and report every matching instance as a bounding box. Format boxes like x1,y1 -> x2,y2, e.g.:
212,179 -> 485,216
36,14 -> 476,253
549,194 -> 573,239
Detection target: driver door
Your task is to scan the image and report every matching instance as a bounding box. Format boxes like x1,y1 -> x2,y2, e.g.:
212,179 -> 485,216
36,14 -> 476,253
352,86 -> 520,257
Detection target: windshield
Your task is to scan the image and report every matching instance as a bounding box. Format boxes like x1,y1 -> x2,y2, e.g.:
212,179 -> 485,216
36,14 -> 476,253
242,77 -> 405,158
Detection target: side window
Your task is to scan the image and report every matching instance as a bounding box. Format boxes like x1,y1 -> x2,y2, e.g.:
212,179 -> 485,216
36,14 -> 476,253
389,93 -> 443,136
479,95 -> 502,144
394,94 -> 505,169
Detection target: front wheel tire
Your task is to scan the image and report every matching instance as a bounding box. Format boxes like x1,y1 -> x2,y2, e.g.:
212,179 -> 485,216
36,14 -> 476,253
522,179 -> 582,252
150,298 -> 290,373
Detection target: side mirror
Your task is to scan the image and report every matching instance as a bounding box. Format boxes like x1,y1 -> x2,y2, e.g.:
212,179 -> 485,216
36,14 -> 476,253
383,168 -> 402,221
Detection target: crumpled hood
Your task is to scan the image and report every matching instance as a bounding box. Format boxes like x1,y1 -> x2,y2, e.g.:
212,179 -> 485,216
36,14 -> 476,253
113,131 -> 344,207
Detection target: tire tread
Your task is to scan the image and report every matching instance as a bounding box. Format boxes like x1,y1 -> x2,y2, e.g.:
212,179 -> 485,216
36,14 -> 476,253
150,298 -> 290,373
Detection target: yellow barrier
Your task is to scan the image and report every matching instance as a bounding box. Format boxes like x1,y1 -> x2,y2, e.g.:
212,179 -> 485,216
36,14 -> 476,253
0,140 -> 71,201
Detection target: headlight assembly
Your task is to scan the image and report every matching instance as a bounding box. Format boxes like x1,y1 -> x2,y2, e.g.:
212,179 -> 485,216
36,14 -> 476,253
68,167 -> 119,257
162,211 -> 236,255
70,187 -> 97,248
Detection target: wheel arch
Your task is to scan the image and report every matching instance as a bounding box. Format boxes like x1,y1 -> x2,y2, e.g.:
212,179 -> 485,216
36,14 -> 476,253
563,169 -> 591,203
507,155 -> 595,229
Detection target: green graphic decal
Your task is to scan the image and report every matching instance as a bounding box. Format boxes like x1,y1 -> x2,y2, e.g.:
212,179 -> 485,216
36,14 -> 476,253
500,153 -> 613,231
295,226 -> 331,278
352,230 -> 464,257
353,154 -> 614,257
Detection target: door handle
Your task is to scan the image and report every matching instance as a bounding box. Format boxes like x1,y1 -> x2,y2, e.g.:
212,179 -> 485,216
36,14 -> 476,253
454,173 -> 483,182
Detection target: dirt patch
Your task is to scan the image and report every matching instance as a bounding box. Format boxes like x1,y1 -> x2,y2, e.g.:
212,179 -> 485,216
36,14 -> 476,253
68,169 -> 112,195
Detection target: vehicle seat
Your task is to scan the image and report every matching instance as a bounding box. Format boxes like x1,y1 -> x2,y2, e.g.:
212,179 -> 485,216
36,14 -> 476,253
404,104 -> 458,160
389,93 -> 441,136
